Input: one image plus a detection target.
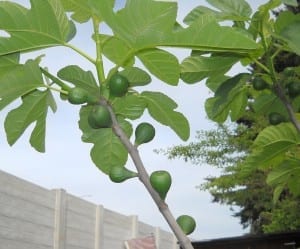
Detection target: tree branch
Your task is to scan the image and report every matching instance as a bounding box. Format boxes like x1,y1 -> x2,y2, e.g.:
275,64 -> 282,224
273,83 -> 300,133
100,98 -> 194,249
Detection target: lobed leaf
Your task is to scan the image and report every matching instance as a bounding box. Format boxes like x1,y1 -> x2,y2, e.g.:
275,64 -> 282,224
274,11 -> 300,34
4,90 -> 56,152
279,21 -> 300,55
252,93 -> 286,116
244,123 -> 300,172
0,0 -> 74,55
57,65 -> 99,95
207,0 -> 252,19
0,59 -> 44,110
92,0 -> 178,49
60,0 -> 115,23
141,91 -> 190,141
79,106 -> 132,174
185,0 -> 252,25
119,67 -> 151,87
205,73 -> 250,123
112,94 -> 147,120
183,6 -> 220,25
94,0 -> 258,53
180,55 -> 240,84
96,34 -> 135,67
91,0 -> 259,86
137,48 -> 180,85
267,159 -> 300,198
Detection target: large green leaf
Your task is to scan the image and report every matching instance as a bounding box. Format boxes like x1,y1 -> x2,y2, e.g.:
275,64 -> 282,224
279,20 -> 300,55
244,123 -> 300,171
180,55 -> 240,84
206,74 -> 230,92
60,0 -> 92,23
0,59 -> 44,110
205,73 -> 249,123
4,90 -> 56,152
60,0 -> 114,23
141,91 -> 190,141
79,106 -> 132,174
100,35 -> 135,67
119,67 -> 151,87
252,93 -> 288,118
207,0 -> 252,19
183,6 -> 221,25
0,0 -> 74,55
57,65 -> 99,95
137,48 -> 180,85
92,0 -> 177,48
267,159 -> 300,198
184,0 -> 253,25
90,0 -> 258,87
112,94 -> 147,120
0,53 -> 20,74
274,11 -> 300,34
254,123 -> 300,148
92,0 -> 259,53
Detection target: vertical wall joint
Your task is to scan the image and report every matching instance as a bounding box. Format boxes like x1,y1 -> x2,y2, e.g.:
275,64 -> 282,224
53,189 -> 67,249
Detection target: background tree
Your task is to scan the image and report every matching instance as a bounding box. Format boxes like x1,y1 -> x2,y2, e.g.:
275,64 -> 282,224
159,0 -> 300,234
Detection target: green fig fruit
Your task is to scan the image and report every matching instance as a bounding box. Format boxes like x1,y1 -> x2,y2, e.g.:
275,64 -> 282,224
268,112 -> 285,125
150,170 -> 171,200
134,122 -> 155,146
283,67 -> 296,77
252,77 -> 268,91
108,73 -> 129,97
109,166 -> 138,183
287,81 -> 300,98
68,87 -> 88,105
176,215 -> 196,235
88,105 -> 112,129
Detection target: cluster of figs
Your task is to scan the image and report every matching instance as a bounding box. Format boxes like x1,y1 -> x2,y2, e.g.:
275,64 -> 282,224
251,68 -> 300,126
66,72 -> 196,235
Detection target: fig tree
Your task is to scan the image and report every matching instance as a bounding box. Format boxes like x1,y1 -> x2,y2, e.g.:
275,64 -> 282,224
108,73 -> 129,97
176,215 -> 196,235
109,166 -> 138,183
268,112 -> 285,125
134,122 -> 155,146
68,87 -> 88,105
150,170 -> 171,200
88,105 -> 112,129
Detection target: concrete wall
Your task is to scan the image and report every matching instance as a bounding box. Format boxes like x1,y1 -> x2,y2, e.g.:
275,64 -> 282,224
0,170 -> 178,249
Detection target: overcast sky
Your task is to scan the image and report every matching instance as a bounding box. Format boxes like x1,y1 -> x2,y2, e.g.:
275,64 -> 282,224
1,0 -> 265,241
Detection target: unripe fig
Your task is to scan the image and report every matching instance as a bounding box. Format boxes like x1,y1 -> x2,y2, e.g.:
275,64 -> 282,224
286,81 -> 300,98
109,166 -> 138,183
252,77 -> 268,91
108,73 -> 129,97
268,112 -> 285,125
88,105 -> 112,129
68,87 -> 88,105
134,122 -> 155,146
283,67 -> 296,77
176,215 -> 196,235
150,170 -> 171,200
